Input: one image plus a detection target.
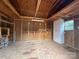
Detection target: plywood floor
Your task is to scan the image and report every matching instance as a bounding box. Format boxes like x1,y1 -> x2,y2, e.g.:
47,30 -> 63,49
0,40 -> 76,59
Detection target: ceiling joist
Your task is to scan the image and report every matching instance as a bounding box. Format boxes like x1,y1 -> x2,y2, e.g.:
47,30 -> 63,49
1,0 -> 76,21
3,0 -> 20,17
2,0 -> 47,20
35,0 -> 41,17
48,0 -> 79,20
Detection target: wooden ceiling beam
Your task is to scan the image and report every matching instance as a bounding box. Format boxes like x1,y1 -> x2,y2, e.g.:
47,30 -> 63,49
0,0 -> 20,19
0,11 -> 11,19
35,0 -> 41,17
3,0 -> 20,18
48,0 -> 60,18
2,0 -> 46,20
2,0 -> 49,20
20,16 -> 48,20
48,0 -> 79,21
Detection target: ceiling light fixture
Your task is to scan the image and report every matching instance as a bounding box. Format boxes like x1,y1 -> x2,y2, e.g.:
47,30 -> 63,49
32,19 -> 44,22
31,17 -> 44,22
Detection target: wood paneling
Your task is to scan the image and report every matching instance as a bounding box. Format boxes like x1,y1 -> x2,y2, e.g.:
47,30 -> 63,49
8,0 -> 65,18
65,31 -> 75,48
49,0 -> 79,21
36,0 -> 57,18
14,20 -> 51,40
0,0 -> 75,20
15,20 -> 21,40
9,0 -> 57,18
64,20 -> 79,50
48,0 -> 73,18
0,1 -> 19,19
17,0 -> 37,17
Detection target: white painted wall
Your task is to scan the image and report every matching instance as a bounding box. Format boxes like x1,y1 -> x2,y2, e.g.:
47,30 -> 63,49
53,18 -> 64,44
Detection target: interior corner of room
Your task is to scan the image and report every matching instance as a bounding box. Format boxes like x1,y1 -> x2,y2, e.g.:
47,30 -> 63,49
0,0 -> 79,59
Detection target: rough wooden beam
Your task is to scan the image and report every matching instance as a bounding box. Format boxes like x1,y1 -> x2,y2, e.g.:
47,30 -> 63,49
2,0 -> 48,21
0,19 -> 14,24
35,0 -> 41,17
3,0 -> 20,17
0,12 -> 9,19
48,0 -> 79,20
20,16 -> 48,20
